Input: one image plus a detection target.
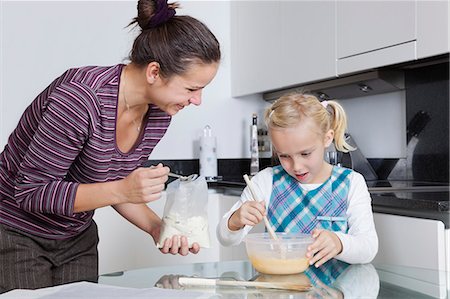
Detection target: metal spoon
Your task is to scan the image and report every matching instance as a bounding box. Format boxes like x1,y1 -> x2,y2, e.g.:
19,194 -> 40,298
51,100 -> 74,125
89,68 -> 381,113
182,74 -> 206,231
168,172 -> 199,182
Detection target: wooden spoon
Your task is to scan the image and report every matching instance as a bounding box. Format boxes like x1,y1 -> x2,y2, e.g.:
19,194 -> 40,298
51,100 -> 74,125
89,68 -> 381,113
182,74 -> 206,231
243,174 -> 278,241
178,277 -> 311,291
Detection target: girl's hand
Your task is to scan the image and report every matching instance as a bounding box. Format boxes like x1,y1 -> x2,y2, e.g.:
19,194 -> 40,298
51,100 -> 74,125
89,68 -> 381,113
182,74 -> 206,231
228,201 -> 266,231
306,228 -> 343,267
159,235 -> 200,256
118,163 -> 169,204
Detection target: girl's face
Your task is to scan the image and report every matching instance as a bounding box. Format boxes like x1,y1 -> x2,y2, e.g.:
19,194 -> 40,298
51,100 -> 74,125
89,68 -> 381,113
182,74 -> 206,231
150,62 -> 219,116
271,119 -> 334,184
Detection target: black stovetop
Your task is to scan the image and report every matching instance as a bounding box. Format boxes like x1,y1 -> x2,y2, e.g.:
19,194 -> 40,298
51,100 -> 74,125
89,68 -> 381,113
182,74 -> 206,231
367,180 -> 449,212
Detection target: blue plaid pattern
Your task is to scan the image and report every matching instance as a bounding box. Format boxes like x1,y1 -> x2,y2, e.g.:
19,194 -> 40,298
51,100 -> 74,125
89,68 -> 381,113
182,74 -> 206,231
267,165 -> 352,283
267,165 -> 351,234
305,258 -> 350,287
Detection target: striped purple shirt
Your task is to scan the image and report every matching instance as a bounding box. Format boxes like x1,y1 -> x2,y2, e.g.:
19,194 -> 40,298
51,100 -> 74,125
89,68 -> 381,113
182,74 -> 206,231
0,65 -> 171,239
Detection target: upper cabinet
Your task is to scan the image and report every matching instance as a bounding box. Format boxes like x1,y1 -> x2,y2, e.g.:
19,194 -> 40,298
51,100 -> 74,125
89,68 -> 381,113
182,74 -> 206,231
231,1 -> 336,97
336,1 -> 416,75
279,2 -> 336,92
230,2 -> 282,97
416,0 -> 450,59
336,0 -> 450,75
231,1 -> 449,97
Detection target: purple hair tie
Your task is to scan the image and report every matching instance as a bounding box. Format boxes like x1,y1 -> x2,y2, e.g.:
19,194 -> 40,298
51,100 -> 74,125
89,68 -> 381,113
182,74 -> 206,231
146,0 -> 176,28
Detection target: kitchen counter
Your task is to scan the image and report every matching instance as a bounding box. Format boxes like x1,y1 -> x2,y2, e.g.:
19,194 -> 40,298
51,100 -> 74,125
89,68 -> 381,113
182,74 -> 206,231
99,259 -> 448,298
208,180 -> 450,228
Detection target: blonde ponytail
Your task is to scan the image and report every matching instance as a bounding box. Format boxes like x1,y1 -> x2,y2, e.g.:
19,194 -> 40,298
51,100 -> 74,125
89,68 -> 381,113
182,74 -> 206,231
326,101 -> 355,152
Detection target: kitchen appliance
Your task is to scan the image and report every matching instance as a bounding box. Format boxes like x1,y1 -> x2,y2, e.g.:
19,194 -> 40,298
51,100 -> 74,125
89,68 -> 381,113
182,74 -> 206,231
263,70 -> 405,102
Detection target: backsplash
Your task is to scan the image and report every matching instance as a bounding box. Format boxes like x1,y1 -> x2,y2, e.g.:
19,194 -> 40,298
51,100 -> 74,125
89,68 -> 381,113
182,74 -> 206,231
403,61 -> 449,182
341,91 -> 406,160
370,61 -> 449,182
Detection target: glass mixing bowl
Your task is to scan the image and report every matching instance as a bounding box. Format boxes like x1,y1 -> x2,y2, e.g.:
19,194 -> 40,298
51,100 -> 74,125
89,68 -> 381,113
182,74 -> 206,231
245,232 -> 313,275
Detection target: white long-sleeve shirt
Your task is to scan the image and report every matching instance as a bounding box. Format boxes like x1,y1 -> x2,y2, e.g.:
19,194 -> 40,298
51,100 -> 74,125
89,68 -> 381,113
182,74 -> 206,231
216,167 -> 379,264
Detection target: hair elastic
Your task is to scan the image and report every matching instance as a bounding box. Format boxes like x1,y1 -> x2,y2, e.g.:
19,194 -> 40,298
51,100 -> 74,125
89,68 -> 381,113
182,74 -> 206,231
146,0 -> 176,28
268,109 -> 275,119
321,100 -> 328,108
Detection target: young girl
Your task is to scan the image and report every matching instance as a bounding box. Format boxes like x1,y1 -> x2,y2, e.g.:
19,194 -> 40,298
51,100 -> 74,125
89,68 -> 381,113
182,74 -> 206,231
217,93 -> 378,267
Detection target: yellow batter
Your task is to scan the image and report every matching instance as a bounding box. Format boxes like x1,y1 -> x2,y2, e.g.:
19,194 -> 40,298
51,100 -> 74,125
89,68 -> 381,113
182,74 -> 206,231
249,255 -> 310,274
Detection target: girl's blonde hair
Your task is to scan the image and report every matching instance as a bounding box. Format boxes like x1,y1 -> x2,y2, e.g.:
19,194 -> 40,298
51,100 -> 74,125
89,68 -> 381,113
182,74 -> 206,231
264,93 -> 355,153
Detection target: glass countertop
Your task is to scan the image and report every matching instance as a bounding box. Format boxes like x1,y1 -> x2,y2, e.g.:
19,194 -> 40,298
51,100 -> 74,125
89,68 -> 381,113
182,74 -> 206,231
99,260 -> 448,298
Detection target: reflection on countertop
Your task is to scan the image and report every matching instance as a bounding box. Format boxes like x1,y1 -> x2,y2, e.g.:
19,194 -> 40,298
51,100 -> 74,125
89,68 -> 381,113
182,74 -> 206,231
99,259 -> 446,298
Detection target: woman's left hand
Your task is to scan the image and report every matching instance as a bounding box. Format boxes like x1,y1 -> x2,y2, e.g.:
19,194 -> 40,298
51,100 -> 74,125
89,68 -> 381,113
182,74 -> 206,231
150,222 -> 200,256
306,228 -> 343,267
159,235 -> 200,256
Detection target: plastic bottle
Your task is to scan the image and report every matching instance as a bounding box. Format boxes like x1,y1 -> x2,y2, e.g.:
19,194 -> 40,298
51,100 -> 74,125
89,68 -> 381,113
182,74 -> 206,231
199,125 -> 218,179
250,114 -> 259,176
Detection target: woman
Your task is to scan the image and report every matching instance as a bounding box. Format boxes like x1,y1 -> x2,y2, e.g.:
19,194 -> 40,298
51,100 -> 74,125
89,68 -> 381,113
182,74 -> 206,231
0,0 -> 220,292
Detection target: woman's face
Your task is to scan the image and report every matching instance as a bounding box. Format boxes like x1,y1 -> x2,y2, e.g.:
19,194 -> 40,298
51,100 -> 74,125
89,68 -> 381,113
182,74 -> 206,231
271,120 -> 333,184
150,62 -> 219,116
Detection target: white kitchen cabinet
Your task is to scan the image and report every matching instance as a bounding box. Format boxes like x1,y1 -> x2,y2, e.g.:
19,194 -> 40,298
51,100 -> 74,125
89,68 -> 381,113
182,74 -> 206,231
218,194 -> 247,261
373,213 -> 448,298
447,229 -> 450,293
230,2 -> 280,97
337,0 -> 450,75
231,1 -> 335,97
218,194 -> 265,261
416,0 -> 450,59
278,2 -> 336,91
336,1 -> 416,75
231,1 -> 449,96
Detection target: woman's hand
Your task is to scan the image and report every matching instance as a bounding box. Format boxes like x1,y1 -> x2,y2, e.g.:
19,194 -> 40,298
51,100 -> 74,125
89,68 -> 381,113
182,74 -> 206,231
150,225 -> 199,256
228,201 -> 266,231
118,163 -> 169,204
306,228 -> 343,267
159,235 -> 200,256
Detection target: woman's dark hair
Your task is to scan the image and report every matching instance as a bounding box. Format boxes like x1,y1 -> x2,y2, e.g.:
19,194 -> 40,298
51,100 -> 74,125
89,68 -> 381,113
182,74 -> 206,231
129,0 -> 221,78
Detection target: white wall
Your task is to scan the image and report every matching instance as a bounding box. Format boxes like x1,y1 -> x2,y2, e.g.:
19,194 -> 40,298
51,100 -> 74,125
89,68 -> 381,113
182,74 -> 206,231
0,0 -> 268,160
340,91 -> 407,159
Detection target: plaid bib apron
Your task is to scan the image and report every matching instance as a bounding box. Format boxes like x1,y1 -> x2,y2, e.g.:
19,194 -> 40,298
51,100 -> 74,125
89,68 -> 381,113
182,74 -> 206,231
267,165 -> 352,277
267,165 -> 352,234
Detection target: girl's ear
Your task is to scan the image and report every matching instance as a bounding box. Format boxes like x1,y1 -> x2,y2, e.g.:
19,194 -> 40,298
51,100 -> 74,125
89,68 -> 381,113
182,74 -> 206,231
145,62 -> 160,84
324,129 -> 334,147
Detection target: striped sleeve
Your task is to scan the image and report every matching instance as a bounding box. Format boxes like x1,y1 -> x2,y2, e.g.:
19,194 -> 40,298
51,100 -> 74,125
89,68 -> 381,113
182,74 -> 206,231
13,81 -> 98,216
